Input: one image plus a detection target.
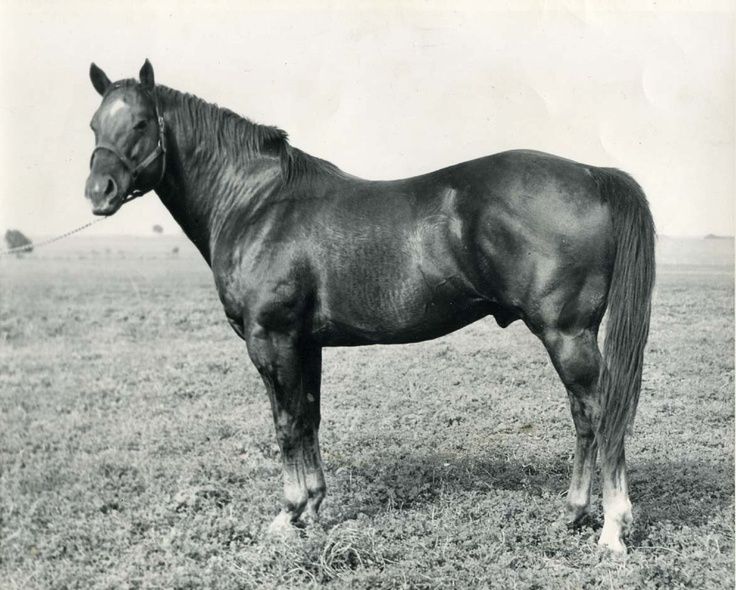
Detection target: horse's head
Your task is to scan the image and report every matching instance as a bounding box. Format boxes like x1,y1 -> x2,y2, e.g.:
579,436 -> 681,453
85,60 -> 166,215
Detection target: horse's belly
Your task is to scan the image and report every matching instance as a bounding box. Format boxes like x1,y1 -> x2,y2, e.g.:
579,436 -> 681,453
312,275 -> 492,346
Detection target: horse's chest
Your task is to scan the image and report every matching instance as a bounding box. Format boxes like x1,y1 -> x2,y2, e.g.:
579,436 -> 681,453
213,249 -> 311,332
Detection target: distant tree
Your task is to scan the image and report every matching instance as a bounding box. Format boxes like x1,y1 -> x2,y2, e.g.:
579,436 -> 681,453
152,224 -> 164,234
4,229 -> 33,255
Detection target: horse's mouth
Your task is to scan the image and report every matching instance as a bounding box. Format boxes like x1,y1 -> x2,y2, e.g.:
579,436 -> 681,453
91,197 -> 124,216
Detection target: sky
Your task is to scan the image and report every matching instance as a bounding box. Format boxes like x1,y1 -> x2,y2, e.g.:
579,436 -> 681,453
0,0 -> 733,238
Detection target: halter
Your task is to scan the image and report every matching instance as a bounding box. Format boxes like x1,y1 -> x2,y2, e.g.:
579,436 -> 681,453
90,90 -> 167,204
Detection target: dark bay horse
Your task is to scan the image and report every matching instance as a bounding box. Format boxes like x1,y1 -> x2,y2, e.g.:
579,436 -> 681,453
85,60 -> 655,553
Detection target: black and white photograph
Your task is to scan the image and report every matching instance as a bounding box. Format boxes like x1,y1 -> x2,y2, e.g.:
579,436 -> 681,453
1,1 -> 733,587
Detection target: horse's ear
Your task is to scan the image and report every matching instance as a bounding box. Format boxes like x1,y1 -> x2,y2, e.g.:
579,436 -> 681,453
139,59 -> 155,90
89,63 -> 111,96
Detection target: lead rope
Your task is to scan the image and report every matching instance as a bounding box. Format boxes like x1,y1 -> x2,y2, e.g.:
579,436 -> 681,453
0,216 -> 107,257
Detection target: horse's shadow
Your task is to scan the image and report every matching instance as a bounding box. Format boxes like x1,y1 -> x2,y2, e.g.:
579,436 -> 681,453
323,450 -> 733,535
627,456 -> 734,539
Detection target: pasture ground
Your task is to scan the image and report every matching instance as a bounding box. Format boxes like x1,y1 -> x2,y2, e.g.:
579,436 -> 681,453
1,236 -> 733,589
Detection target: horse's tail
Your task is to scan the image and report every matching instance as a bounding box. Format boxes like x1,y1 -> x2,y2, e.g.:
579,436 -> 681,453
591,167 -> 656,463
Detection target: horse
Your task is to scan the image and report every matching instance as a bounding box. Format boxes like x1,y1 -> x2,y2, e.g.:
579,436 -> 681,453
84,60 -> 655,553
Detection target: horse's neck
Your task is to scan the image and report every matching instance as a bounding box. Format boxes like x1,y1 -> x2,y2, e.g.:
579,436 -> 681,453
153,99 -> 282,264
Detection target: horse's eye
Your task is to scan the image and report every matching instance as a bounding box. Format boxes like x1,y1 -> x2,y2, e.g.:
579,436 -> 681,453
134,120 -> 148,131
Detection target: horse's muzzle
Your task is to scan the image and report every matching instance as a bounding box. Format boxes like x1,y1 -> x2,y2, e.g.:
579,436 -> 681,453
85,173 -> 123,216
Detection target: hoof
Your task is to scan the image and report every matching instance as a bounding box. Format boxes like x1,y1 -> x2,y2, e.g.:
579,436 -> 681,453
598,506 -> 632,554
267,511 -> 299,539
597,527 -> 627,554
298,509 -> 321,529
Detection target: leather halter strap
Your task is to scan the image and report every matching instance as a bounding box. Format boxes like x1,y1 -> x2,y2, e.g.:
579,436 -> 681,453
90,90 -> 167,203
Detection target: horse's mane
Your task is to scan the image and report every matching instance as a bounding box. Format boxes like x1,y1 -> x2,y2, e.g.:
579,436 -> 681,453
110,79 -> 346,184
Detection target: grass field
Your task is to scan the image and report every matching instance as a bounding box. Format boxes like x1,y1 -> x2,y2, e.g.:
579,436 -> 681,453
1,236 -> 733,589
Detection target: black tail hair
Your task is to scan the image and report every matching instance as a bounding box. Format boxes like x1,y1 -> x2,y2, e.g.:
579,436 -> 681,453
591,167 -> 656,462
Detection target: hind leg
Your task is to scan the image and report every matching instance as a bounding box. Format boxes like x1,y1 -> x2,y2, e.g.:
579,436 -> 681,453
541,328 -> 601,526
543,327 -> 632,552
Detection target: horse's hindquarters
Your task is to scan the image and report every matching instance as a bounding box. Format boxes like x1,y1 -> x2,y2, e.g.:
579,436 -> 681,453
467,154 -> 614,332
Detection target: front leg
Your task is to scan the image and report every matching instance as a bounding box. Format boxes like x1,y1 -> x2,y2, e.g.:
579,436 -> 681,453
246,325 -> 325,534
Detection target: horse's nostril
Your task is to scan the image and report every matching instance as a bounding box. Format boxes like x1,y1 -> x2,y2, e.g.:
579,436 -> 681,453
104,178 -> 116,197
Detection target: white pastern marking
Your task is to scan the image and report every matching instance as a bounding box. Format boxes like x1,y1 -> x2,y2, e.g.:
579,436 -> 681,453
604,494 -> 632,522
598,521 -> 627,553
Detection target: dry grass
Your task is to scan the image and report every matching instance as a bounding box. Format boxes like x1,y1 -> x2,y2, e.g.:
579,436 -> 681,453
0,237 -> 733,589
